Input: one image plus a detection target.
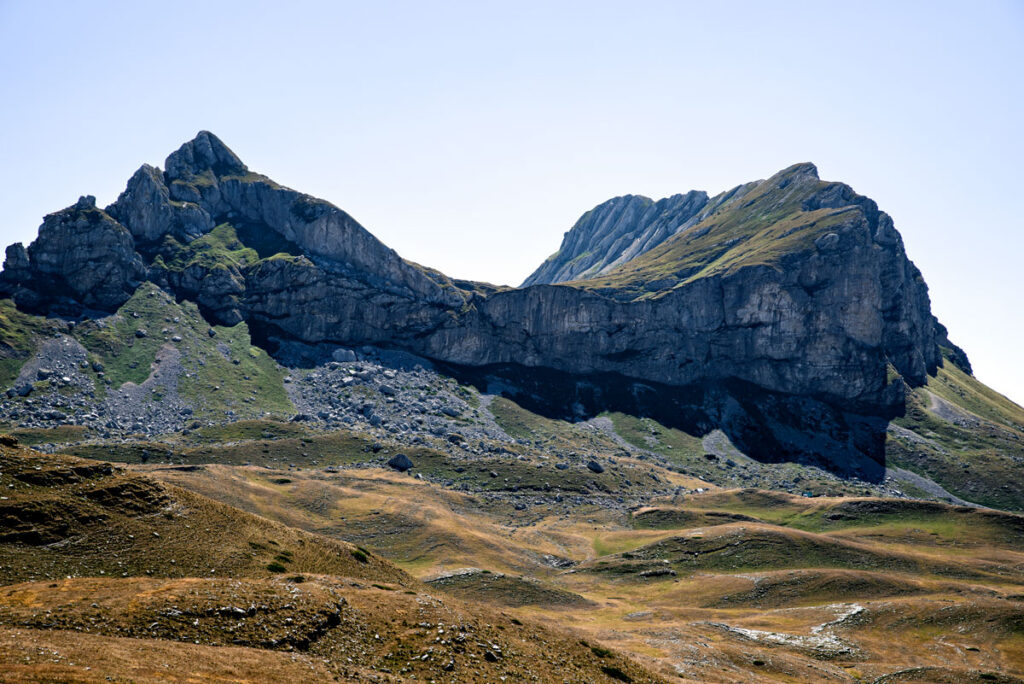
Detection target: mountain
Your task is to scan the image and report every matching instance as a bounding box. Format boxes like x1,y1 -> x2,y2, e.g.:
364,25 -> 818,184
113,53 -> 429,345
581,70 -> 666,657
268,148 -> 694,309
2,132 -> 1024,682
0,133 -> 985,473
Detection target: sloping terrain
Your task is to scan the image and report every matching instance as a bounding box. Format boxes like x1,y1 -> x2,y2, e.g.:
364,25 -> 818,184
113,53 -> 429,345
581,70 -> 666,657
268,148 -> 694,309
0,576 -> 662,683
134,450 -> 1024,683
0,441 -> 666,682
1,131 -> 1019,497
0,442 -> 406,585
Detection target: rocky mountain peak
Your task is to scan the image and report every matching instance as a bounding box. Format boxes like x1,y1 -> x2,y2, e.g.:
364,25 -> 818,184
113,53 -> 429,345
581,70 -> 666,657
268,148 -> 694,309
165,130 -> 248,181
107,164 -> 212,244
74,195 -> 97,210
770,161 -> 819,184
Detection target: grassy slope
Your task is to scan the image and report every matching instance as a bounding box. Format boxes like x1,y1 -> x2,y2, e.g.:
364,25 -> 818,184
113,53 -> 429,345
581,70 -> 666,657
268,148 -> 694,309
0,299 -> 64,388
0,444 -> 406,586
0,442 -> 666,684
154,223 -> 258,271
889,358 -> 1024,511
72,283 -> 292,419
635,488 -> 1024,546
606,411 -> 881,498
0,575 -> 664,684
141,458 -> 1024,683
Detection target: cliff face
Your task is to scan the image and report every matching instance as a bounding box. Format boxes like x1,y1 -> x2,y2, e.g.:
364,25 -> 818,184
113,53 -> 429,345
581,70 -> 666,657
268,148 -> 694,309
0,132 -> 964,432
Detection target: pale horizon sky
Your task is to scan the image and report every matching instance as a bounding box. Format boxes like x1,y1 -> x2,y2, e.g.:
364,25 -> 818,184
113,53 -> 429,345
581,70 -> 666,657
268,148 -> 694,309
1,1 -> 1022,405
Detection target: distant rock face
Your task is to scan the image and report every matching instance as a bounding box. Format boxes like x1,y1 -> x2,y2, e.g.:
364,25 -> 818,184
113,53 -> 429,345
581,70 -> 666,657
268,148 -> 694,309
2,196 -> 145,312
0,133 -> 967,429
522,191 -> 710,286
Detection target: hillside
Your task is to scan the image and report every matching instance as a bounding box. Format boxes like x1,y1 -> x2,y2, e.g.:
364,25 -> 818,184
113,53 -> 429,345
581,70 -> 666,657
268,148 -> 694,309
0,134 -> 1021,513
136,450 -> 1024,682
0,441 -> 407,585
0,440 -> 666,683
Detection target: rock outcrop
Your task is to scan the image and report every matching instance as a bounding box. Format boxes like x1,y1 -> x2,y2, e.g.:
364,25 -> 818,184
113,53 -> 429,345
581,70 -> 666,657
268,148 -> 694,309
0,132 -> 970,464
2,196 -> 145,313
108,164 -> 213,244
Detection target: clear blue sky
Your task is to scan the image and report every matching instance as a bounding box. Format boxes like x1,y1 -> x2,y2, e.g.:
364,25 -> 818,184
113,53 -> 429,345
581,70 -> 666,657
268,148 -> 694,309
1,1 -> 1022,405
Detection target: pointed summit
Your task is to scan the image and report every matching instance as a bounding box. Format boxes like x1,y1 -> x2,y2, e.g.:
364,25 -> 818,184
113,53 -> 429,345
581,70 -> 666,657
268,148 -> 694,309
768,162 -> 820,186
165,130 -> 248,181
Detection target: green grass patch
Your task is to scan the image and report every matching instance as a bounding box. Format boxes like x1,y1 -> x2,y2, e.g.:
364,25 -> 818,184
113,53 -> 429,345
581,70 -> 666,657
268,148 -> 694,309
60,441 -> 175,464
488,397 -> 620,455
928,359 -> 1024,432
0,299 -> 65,388
605,412 -> 704,464
889,378 -> 1024,511
193,419 -> 308,443
155,223 -> 259,272
73,283 -> 292,420
2,425 -> 88,446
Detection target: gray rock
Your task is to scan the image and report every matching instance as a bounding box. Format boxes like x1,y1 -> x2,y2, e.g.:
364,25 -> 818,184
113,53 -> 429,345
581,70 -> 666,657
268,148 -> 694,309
386,453 -> 413,472
0,134 -> 969,471
2,243 -> 30,284
5,198 -> 145,311
107,164 -> 213,243
814,232 -> 840,251
587,460 -> 605,474
332,348 -> 357,363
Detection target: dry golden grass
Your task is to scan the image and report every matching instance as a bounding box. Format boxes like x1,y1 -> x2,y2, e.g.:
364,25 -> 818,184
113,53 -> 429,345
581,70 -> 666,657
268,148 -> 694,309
0,445 -> 409,587
0,576 -> 667,683
0,444 -> 669,682
141,462 -> 1024,682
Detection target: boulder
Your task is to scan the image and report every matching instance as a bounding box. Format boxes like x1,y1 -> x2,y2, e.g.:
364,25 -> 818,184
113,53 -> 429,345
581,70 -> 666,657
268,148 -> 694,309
332,348 -> 357,363
386,453 -> 413,472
